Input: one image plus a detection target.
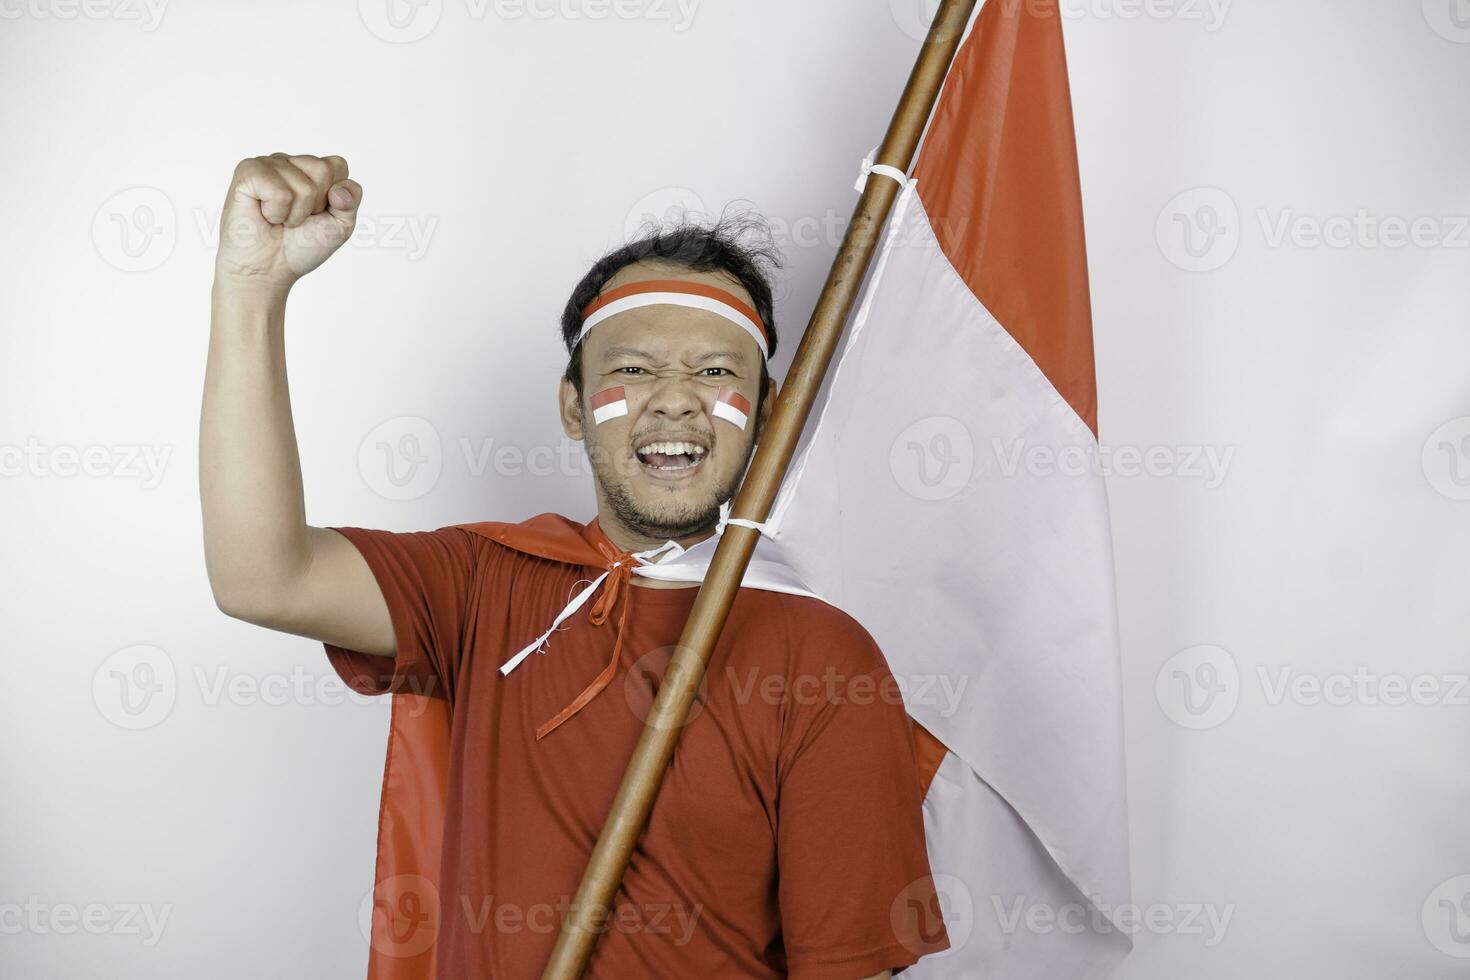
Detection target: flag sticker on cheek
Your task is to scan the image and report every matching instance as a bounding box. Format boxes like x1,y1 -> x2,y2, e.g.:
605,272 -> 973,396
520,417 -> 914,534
711,386 -> 751,431
590,385 -> 628,425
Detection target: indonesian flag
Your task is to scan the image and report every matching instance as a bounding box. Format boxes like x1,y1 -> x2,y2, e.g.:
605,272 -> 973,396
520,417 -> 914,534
712,386 -> 752,431
589,385 -> 628,425
760,1 -> 1133,974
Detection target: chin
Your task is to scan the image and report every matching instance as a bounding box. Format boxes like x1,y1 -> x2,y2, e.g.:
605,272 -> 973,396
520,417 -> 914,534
641,498 -> 720,535
609,483 -> 722,541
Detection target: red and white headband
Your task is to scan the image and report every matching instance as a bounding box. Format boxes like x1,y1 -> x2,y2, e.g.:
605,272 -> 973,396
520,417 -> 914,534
578,278 -> 770,361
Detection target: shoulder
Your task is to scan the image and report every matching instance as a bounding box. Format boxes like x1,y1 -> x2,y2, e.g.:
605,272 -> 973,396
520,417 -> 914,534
330,523 -> 488,565
405,523 -> 504,569
344,523 -> 526,584
427,523 -> 532,564
750,591 -> 895,679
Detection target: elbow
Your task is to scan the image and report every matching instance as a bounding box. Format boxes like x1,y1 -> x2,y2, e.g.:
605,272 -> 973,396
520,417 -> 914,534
209,579 -> 280,625
210,583 -> 256,622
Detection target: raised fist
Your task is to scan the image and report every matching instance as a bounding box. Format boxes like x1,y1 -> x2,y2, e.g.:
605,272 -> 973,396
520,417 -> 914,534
215,153 -> 362,290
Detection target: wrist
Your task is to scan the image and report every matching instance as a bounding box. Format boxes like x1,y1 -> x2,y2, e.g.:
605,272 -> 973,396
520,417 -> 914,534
212,270 -> 294,308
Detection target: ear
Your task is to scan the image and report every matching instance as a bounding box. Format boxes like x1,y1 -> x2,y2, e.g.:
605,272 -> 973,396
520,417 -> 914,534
559,376 -> 585,441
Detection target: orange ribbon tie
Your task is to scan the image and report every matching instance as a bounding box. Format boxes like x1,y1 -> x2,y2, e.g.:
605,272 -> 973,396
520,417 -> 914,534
533,540 -> 639,740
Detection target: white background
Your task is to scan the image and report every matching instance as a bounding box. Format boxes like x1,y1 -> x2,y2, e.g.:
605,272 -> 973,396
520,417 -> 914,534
2,0 -> 1468,977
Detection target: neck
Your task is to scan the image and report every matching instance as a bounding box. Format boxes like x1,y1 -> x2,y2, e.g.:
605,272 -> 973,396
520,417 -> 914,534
594,511 -> 718,558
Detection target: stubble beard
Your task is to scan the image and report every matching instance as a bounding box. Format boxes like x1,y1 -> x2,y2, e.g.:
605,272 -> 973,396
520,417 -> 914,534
589,435 -> 756,544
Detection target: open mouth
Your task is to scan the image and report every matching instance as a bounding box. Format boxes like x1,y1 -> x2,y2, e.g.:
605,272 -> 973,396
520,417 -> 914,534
635,438 -> 709,480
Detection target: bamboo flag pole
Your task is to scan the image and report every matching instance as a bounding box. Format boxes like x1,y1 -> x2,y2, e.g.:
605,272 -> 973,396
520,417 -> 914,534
541,1 -> 980,974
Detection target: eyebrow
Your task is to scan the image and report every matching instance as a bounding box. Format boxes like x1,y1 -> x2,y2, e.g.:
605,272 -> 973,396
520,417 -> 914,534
601,346 -> 749,367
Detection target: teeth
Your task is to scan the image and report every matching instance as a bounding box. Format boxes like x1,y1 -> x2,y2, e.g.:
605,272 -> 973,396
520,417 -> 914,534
636,441 -> 707,456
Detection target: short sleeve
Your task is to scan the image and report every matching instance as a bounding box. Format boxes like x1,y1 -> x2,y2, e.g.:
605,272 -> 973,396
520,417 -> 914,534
322,525 -> 478,703
775,609 -> 951,979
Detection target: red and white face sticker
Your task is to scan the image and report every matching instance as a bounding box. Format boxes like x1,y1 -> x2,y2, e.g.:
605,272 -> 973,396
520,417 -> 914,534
590,385 -> 628,425
711,386 -> 751,431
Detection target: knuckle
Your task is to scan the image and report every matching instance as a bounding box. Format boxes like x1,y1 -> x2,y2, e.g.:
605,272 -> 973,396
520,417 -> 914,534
291,155 -> 330,184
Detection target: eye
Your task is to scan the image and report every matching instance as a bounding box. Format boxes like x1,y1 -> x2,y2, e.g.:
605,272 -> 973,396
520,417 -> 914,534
702,367 -> 730,377
618,366 -> 646,375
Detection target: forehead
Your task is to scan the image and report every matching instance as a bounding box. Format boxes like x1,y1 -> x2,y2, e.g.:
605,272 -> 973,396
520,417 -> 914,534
581,262 -> 763,363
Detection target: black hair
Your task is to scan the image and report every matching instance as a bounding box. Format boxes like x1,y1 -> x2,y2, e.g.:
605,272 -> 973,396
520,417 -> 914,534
560,204 -> 784,413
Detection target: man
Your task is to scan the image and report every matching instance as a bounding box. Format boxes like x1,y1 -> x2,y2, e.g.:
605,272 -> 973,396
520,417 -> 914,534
201,152 -> 950,978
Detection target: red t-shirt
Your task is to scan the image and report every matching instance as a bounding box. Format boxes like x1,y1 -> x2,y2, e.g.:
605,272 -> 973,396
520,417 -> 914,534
323,523 -> 950,978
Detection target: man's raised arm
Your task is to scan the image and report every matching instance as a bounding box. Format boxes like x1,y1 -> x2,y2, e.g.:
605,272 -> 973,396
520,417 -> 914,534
199,153 -> 392,658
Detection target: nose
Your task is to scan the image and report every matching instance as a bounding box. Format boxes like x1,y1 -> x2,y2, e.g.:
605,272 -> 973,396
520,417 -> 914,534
643,373 -> 703,421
